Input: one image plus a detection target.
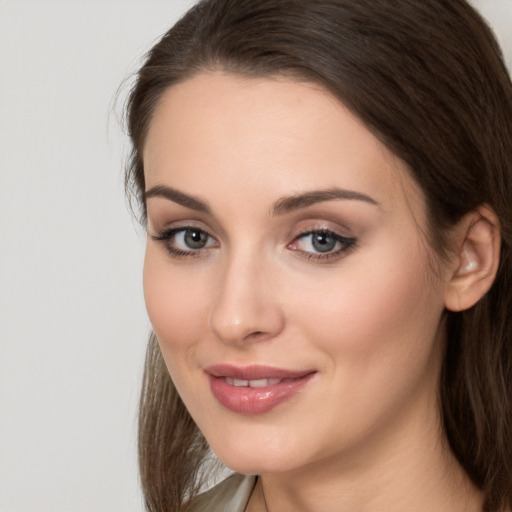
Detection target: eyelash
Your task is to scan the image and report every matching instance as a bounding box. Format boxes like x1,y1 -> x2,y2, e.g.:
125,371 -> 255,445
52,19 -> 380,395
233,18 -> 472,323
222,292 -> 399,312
288,229 -> 357,261
151,226 -> 356,262
151,226 -> 218,259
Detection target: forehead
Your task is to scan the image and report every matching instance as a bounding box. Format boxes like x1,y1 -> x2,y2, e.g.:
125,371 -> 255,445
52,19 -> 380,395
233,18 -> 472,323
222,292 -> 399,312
143,72 -> 425,216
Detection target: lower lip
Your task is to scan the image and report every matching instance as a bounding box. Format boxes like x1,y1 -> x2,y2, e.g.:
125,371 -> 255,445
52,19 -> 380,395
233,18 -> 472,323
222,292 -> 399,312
207,373 -> 316,415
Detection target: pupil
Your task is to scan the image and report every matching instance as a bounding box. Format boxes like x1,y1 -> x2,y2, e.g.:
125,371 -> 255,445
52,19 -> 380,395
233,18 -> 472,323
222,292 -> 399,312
185,229 -> 207,249
312,233 -> 335,253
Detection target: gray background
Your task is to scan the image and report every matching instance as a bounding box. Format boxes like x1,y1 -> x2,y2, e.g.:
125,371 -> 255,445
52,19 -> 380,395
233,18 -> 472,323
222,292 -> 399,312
0,1 -> 510,511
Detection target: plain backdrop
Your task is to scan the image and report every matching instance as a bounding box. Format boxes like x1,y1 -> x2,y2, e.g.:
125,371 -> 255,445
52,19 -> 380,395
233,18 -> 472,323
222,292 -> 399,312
0,1 -> 510,511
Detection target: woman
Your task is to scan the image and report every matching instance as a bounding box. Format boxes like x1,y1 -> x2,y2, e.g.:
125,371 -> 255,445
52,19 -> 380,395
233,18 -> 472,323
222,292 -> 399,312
125,0 -> 512,510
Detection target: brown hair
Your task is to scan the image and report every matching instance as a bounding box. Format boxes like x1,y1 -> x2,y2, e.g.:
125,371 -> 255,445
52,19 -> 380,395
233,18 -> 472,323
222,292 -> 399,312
125,1 -> 512,510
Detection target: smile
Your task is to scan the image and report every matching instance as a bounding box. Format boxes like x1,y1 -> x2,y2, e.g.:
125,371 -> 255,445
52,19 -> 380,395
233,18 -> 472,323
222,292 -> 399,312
205,365 -> 317,415
224,377 -> 284,387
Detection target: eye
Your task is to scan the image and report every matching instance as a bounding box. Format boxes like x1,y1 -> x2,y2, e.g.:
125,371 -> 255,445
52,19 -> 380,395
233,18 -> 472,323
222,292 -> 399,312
180,228 -> 211,249
152,226 -> 218,257
288,229 -> 356,260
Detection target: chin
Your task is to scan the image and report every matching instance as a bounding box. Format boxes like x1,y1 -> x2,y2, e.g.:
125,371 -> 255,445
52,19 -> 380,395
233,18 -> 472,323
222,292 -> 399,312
207,430 -> 306,476
218,454 -> 300,476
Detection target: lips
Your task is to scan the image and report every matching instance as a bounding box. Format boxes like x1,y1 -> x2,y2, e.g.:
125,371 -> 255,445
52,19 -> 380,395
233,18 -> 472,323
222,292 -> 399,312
205,364 -> 316,415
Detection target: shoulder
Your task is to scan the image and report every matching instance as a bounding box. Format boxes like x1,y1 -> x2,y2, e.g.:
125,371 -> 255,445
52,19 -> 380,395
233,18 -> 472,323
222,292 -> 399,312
187,473 -> 257,512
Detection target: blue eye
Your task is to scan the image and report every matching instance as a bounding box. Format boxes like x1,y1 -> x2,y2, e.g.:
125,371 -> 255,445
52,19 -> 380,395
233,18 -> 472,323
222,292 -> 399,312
290,229 -> 356,260
152,227 -> 217,257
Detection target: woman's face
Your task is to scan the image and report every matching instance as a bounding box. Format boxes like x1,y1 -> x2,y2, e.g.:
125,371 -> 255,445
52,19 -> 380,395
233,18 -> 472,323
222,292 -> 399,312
143,73 -> 453,475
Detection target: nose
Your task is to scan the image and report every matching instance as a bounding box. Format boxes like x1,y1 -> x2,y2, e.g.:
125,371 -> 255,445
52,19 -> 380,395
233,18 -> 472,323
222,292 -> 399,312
209,250 -> 285,346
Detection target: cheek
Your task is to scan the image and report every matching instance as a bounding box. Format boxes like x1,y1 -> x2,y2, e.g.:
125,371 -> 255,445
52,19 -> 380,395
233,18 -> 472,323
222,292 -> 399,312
279,243 -> 447,453
293,240 -> 446,374
143,246 -> 211,365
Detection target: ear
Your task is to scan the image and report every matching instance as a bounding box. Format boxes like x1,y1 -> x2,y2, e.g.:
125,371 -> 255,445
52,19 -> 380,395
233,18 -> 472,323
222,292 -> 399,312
444,205 -> 501,312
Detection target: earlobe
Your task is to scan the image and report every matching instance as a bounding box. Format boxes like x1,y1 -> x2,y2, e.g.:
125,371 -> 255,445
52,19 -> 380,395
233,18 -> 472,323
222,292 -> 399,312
444,205 -> 501,312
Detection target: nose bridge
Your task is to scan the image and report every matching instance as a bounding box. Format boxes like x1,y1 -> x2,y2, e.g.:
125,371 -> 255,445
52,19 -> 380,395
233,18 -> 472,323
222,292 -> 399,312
209,244 -> 284,345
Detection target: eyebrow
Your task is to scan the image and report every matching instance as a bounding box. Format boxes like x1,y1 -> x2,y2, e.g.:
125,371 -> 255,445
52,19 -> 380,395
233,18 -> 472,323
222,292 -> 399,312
272,187 -> 379,215
145,185 -> 378,215
145,185 -> 211,213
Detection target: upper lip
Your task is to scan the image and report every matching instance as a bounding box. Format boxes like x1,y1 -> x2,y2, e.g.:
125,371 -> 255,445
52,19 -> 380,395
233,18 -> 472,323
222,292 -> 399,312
205,364 -> 316,380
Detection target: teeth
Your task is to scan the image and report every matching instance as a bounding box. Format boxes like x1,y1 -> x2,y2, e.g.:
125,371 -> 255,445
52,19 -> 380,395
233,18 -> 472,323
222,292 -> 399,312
224,377 -> 282,387
248,378 -> 270,388
250,378 -> 281,387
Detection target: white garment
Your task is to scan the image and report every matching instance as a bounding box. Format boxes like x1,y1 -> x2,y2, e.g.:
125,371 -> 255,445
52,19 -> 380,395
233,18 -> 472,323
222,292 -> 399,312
188,473 -> 256,512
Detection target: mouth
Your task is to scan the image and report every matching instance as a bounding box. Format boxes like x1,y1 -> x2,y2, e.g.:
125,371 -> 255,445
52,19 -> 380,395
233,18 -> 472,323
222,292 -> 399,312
223,377 -> 285,387
205,364 -> 317,415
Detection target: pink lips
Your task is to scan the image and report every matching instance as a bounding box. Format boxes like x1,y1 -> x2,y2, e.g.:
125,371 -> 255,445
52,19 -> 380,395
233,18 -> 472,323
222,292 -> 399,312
205,364 -> 316,415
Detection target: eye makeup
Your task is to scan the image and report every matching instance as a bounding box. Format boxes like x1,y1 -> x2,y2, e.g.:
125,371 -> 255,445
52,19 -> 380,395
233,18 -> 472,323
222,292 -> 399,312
151,226 -> 218,259
287,228 -> 357,262
151,223 -> 357,263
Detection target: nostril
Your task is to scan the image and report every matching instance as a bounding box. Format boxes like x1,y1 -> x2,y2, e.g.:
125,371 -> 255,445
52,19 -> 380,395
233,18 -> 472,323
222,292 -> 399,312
242,330 -> 274,343
248,331 -> 264,338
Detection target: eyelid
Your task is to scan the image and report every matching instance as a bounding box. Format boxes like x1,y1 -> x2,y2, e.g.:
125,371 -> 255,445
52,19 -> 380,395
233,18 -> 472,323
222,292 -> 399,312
291,223 -> 354,244
151,225 -> 219,258
288,227 -> 357,261
150,217 -> 216,238
150,221 -> 356,262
